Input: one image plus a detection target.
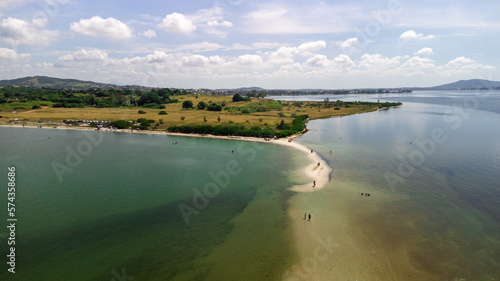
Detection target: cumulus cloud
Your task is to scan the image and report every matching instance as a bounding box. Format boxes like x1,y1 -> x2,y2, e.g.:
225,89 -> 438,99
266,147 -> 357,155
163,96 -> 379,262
141,29 -> 157,38
159,12 -> 196,34
305,54 -> 329,67
400,30 -> 435,40
339,37 -> 358,48
237,54 -> 263,65
267,40 -> 326,64
0,17 -> 59,46
414,47 -> 434,55
397,56 -> 436,76
55,49 -> 110,67
70,16 -> 133,39
297,41 -> 326,52
0,47 -> 30,61
182,55 -> 209,67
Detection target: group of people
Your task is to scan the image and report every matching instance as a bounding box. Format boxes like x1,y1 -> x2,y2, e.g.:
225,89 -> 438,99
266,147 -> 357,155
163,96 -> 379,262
361,193 -> 371,196
304,213 -> 312,221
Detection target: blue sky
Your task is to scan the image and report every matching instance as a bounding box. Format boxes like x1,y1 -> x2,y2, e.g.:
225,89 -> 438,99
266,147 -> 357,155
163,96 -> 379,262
0,0 -> 499,89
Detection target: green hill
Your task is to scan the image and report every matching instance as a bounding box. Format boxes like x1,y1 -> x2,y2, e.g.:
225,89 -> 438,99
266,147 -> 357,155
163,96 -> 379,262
0,76 -> 148,90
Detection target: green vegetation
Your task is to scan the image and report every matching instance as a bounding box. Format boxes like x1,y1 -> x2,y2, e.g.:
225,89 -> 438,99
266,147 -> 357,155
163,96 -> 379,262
0,86 -> 402,138
196,101 -> 207,110
0,86 -> 185,108
168,115 -> 309,138
182,100 -> 193,108
232,93 -> 248,102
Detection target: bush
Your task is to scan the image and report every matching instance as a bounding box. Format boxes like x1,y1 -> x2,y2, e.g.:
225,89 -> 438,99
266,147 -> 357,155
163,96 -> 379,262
197,101 -> 207,110
232,93 -> 246,102
106,120 -> 132,129
207,103 -> 222,111
158,110 -> 167,115
182,100 -> 193,108
138,109 -> 146,114
241,108 -> 250,114
32,104 -> 41,109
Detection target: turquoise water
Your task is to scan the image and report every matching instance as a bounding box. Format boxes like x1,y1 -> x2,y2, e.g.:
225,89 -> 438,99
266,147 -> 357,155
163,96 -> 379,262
0,129 -> 299,280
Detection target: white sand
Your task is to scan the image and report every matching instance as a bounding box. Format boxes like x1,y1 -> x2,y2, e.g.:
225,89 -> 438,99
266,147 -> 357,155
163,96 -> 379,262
272,138 -> 332,192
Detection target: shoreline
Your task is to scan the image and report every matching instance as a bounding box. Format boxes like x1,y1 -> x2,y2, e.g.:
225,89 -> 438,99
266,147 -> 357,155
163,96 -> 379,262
0,123 -> 332,192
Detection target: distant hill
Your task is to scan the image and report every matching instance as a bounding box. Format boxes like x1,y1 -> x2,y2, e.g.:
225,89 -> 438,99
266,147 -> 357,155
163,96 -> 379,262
234,86 -> 265,92
429,79 -> 500,90
0,76 -> 149,90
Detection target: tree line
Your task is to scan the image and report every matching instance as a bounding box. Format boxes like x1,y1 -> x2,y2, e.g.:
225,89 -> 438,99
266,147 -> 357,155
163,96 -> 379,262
168,115 -> 309,138
0,86 -> 190,108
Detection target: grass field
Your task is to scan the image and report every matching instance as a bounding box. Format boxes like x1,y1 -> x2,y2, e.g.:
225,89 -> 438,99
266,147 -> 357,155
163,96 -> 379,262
0,95 -> 389,130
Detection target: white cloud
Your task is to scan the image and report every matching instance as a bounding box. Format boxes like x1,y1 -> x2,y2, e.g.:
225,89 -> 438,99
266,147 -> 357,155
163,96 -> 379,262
182,55 -> 210,67
0,47 -> 30,61
158,12 -> 196,34
332,54 -> 355,69
400,30 -> 435,40
445,56 -> 474,67
70,16 -> 133,39
55,49 -> 110,68
297,41 -> 326,52
141,29 -> 157,38
209,55 -> 225,65
414,47 -> 434,55
237,54 -> 263,65
142,51 -> 169,63
267,41 -> 326,64
207,20 -> 232,27
339,37 -> 358,48
397,56 -> 436,76
305,54 -> 329,67
0,17 -> 59,46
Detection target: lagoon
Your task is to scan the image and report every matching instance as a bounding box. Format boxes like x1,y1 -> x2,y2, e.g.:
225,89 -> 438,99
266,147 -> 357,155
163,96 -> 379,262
1,90 -> 499,280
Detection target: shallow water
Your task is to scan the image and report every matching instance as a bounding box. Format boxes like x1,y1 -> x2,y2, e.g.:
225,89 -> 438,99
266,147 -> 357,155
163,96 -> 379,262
0,90 -> 499,280
0,128 -> 299,280
285,91 -> 500,280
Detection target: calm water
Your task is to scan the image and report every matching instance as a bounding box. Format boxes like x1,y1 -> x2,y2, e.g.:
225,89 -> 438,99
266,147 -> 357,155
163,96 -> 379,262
0,129 -> 299,280
0,90 -> 499,280
274,90 -> 500,279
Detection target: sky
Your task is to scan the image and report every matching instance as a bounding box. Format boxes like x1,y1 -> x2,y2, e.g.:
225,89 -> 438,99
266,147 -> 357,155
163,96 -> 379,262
0,0 -> 499,89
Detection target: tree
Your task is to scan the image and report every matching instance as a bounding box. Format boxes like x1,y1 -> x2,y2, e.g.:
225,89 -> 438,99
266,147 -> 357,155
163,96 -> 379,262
207,103 -> 222,111
158,110 -> 167,115
257,91 -> 267,98
138,92 -> 162,106
197,101 -> 207,110
232,93 -> 245,102
217,116 -> 221,122
182,100 -> 193,108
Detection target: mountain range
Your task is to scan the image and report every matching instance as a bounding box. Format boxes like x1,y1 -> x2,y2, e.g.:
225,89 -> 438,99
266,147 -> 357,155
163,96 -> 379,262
0,76 -> 499,91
